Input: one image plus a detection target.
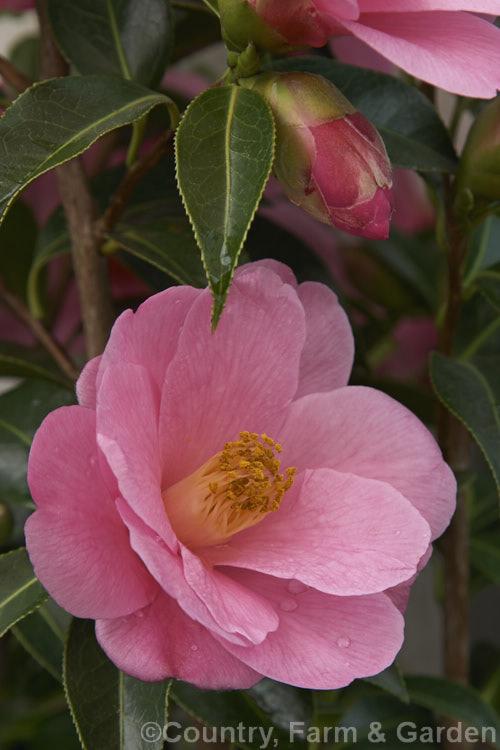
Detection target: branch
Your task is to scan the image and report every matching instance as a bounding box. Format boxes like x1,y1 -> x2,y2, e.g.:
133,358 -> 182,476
0,277 -> 79,384
0,55 -> 32,94
36,0 -> 114,358
95,128 -> 173,237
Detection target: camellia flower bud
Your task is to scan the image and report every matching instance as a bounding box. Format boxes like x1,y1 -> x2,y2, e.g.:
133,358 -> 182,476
244,71 -> 393,240
218,0 -> 290,52
456,95 -> 500,205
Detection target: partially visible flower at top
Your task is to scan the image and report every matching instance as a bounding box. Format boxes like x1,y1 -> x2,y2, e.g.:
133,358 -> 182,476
0,0 -> 33,10
26,261 -> 456,689
221,0 -> 500,98
244,71 -> 393,240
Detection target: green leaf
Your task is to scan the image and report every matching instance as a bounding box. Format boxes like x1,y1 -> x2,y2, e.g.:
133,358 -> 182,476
171,681 -> 308,750
64,618 -> 170,750
271,58 -> 457,172
0,548 -> 48,637
0,200 -> 37,302
430,352 -> 500,497
476,272 -> 500,314
13,598 -> 70,682
406,676 -> 500,747
175,85 -> 275,327
48,0 -> 172,88
364,664 -> 409,703
0,342 -> 74,389
107,200 -> 207,288
0,75 -> 178,227
0,380 -> 75,505
463,215 -> 500,285
470,538 -> 500,585
248,679 -> 313,734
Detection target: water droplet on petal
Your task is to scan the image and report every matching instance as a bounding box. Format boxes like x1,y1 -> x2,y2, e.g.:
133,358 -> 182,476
286,580 -> 308,595
280,599 -> 298,612
215,543 -> 229,549
190,644 -> 198,651
136,610 -> 145,619
336,636 -> 351,649
155,535 -> 162,543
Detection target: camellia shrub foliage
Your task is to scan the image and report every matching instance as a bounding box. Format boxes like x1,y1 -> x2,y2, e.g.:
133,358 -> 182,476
0,1 -> 499,749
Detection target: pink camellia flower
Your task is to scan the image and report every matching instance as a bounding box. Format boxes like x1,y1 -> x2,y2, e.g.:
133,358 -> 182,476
224,0 -> 500,98
245,71 -> 393,240
25,261 -> 455,689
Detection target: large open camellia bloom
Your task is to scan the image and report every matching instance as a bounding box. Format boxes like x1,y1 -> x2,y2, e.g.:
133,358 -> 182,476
25,262 -> 456,689
245,0 -> 500,97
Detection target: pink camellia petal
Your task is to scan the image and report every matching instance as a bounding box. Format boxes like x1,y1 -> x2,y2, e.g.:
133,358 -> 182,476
96,592 -> 262,688
76,355 -> 102,409
97,285 -> 201,398
204,468 -> 430,596
341,11 -> 500,97
295,282 -> 354,397
214,570 -> 404,689
159,266 -> 306,488
97,363 -> 177,550
278,387 -> 456,539
358,1 -> 500,11
385,545 -> 433,613
25,407 -> 158,619
115,498 -> 278,646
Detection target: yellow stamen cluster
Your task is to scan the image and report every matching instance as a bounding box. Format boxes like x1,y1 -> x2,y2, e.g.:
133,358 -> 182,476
163,431 -> 296,547
213,431 -> 296,514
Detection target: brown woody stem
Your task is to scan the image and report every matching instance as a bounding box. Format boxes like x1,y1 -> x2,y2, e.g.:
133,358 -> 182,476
0,277 -> 79,383
36,0 -> 114,358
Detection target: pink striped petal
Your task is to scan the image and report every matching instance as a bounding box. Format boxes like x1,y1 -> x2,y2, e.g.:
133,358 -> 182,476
25,407 -> 158,618
342,11 -> 500,97
215,570 -> 404,689
76,355 -> 102,409
96,592 -> 261,687
203,468 -> 430,596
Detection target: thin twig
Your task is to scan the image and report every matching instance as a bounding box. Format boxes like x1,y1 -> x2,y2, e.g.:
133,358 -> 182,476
95,128 -> 173,237
0,277 -> 79,383
437,175 -> 470,750
0,55 -> 32,94
36,0 -> 114,358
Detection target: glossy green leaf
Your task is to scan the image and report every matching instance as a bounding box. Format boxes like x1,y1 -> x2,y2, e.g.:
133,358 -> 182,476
0,75 -> 177,227
0,343 -> 73,389
470,538 -> 500,585
248,679 -> 313,734
13,598 -> 70,682
430,352 -> 500,497
476,272 -> 500,314
175,85 -> 275,327
48,0 -> 172,88
107,200 -> 207,288
171,681 -> 308,750
271,57 -> 457,172
0,548 -> 48,637
464,215 -> 500,285
0,380 -> 75,505
65,618 -> 170,750
0,200 -> 37,302
407,676 -> 500,747
364,664 -> 409,703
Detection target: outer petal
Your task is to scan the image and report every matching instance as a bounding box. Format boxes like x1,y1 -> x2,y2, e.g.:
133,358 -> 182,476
116,498 -> 279,647
97,285 -> 201,397
97,363 -> 177,549
25,406 -> 158,618
215,570 -> 404,689
341,12 -> 500,97
385,544 -> 433,613
204,468 -> 430,596
278,387 -> 456,539
76,355 -> 102,409
95,592 -> 262,688
358,2 -> 500,11
295,282 -> 354,397
159,266 -> 307,487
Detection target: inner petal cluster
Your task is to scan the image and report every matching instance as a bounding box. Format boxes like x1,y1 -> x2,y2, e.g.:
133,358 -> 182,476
163,431 -> 296,548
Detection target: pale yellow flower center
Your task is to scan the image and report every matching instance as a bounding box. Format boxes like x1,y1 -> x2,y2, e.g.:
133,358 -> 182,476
163,431 -> 296,548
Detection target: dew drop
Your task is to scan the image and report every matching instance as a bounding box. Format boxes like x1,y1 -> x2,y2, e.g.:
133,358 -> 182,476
190,644 -> 198,652
136,610 -> 145,619
215,543 -> 229,549
279,599 -> 298,612
286,580 -> 308,595
336,636 -> 351,649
